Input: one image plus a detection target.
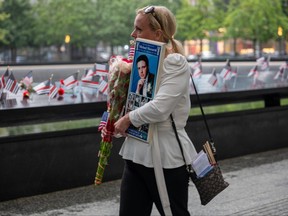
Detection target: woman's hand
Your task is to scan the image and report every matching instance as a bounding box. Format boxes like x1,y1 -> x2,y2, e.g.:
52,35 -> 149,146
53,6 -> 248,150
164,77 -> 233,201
114,114 -> 131,137
100,126 -> 110,138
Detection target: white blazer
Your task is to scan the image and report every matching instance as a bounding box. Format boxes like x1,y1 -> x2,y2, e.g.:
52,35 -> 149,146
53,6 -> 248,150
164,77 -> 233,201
120,53 -> 197,168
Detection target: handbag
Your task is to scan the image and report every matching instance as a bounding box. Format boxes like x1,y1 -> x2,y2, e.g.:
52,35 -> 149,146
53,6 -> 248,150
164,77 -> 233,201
170,77 -> 229,206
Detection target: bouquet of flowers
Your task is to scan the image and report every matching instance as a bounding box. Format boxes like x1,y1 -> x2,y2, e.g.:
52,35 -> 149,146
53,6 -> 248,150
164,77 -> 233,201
21,84 -> 35,99
19,71 -> 35,99
95,42 -> 134,185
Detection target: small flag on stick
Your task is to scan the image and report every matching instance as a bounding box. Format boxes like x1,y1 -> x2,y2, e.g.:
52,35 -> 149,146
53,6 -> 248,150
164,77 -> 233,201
274,67 -> 285,81
219,59 -> 232,80
22,71 -> 33,86
33,78 -> 51,95
99,80 -> 108,95
208,68 -> 218,86
81,75 -> 101,89
61,72 -> 78,90
279,61 -> 288,70
94,64 -> 109,76
191,60 -> 202,78
128,40 -> 135,60
248,65 -> 259,86
256,56 -> 270,71
5,72 -> 20,94
49,84 -> 59,99
247,65 -> 259,77
1,67 -> 10,88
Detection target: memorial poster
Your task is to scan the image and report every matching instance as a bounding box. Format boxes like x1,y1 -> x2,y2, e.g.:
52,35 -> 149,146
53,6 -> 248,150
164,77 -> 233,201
125,38 -> 165,142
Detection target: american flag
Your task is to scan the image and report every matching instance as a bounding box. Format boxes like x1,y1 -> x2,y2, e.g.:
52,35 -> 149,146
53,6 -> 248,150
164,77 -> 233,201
0,77 -> 3,90
219,59 -> 232,80
193,67 -> 202,78
191,61 -> 202,78
81,75 -> 101,89
248,65 -> 259,85
5,72 -> 20,94
247,65 -> 259,77
191,60 -> 201,70
1,67 -> 10,88
33,79 -> 51,95
256,56 -> 270,71
208,68 -> 218,86
82,68 -> 95,81
98,111 -> 109,131
94,63 -> 109,76
22,70 -> 33,86
129,45 -> 135,60
98,80 -> 108,95
49,84 -> 59,99
274,67 -> 285,80
279,61 -> 288,70
62,72 -> 78,89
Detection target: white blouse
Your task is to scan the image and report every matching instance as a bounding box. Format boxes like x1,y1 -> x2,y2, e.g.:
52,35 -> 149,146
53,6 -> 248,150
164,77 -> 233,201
119,53 -> 198,168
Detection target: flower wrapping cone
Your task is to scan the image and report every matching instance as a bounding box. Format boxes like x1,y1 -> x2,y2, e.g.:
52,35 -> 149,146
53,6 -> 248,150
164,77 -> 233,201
95,55 -> 132,185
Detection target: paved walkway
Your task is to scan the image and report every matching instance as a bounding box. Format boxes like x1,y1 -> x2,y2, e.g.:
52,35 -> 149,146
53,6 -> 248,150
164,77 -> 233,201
0,147 -> 288,216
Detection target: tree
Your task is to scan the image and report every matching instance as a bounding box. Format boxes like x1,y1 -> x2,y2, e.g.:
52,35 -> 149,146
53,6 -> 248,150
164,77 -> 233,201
0,1 -> 10,44
0,0 -> 182,62
95,0 -> 181,55
32,0 -> 100,61
224,0 -> 288,57
176,0 -> 219,54
281,0 -> 288,16
0,0 -> 34,62
141,0 -> 182,13
94,0 -> 137,55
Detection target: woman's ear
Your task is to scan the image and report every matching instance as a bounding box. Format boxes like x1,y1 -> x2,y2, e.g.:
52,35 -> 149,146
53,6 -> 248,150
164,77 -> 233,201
155,29 -> 164,42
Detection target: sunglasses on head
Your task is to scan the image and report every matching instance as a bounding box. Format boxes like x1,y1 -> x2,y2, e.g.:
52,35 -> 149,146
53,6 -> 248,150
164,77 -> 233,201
144,6 -> 162,29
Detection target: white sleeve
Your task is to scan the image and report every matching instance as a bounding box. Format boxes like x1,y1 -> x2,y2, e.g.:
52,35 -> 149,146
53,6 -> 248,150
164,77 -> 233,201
129,53 -> 190,127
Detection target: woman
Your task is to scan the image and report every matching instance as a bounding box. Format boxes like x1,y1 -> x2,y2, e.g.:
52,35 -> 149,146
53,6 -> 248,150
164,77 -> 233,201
135,54 -> 155,97
114,5 -> 197,216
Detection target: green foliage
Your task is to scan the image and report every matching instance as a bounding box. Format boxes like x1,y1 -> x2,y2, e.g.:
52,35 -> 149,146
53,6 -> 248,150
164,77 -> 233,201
30,0 -> 181,54
32,0 -> 99,47
94,0 -> 181,48
282,0 -> 288,15
0,0 -> 287,58
175,0 -> 288,56
141,0 -> 182,13
176,0 -> 226,47
94,0 -> 137,47
224,0 -> 288,43
0,0 -> 9,43
176,0 -> 211,41
0,0 -> 34,47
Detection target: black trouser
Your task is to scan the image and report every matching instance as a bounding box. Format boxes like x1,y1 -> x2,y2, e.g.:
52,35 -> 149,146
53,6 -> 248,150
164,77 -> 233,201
119,160 -> 190,216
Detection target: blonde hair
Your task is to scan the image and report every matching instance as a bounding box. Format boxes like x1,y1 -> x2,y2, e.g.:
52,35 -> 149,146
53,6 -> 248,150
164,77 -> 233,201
137,6 -> 184,55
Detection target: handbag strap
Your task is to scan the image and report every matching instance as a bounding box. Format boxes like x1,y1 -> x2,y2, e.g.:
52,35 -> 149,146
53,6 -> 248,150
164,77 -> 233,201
190,75 -> 216,155
169,74 -> 217,166
170,114 -> 185,163
170,114 -> 192,171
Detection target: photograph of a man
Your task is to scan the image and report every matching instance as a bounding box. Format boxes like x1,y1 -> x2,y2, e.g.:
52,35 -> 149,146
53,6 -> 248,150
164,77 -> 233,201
135,55 -> 155,98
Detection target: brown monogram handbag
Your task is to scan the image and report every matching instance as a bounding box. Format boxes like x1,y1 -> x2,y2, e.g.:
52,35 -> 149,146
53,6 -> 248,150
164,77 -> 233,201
189,160 -> 229,205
